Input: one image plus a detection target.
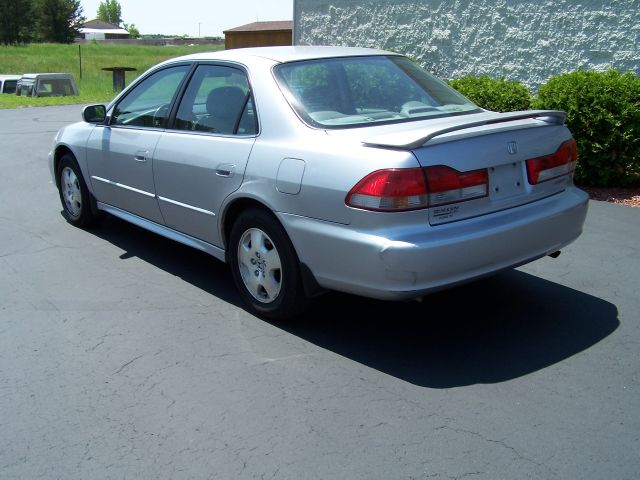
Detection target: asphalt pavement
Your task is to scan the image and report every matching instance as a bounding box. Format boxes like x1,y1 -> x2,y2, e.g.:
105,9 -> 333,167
1,105 -> 638,479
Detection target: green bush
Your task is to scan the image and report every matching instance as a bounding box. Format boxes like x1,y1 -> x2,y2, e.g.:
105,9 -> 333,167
534,70 -> 640,187
448,76 -> 532,112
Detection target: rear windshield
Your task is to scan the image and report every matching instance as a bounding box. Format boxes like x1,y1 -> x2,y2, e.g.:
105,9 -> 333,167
274,55 -> 480,128
2,80 -> 17,94
37,79 -> 75,97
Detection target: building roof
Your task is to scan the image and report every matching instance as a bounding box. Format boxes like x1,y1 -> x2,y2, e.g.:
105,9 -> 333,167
224,21 -> 293,33
82,19 -> 124,30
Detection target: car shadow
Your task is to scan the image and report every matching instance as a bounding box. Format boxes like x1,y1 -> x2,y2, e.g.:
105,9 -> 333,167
86,214 -> 619,388
284,272 -> 619,387
86,214 -> 244,309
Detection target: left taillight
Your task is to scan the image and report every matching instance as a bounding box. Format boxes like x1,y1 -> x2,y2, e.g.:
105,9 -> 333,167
345,168 -> 429,211
345,165 -> 489,212
526,139 -> 577,185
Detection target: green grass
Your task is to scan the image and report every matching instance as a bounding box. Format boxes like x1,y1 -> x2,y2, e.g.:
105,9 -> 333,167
0,42 -> 224,109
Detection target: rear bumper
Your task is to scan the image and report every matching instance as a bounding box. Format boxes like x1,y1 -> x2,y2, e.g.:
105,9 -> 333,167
279,187 -> 589,300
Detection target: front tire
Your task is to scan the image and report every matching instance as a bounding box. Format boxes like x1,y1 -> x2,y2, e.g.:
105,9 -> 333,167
57,153 -> 98,228
229,209 -> 307,319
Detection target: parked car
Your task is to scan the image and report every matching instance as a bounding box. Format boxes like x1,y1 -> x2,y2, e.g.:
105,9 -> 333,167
16,73 -> 78,97
49,47 -> 588,319
0,74 -> 21,94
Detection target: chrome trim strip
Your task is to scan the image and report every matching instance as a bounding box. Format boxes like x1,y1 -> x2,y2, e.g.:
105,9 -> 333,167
157,196 -> 215,216
91,176 -> 155,198
96,202 -> 226,262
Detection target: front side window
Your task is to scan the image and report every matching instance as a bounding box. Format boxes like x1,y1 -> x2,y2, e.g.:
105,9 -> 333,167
111,65 -> 189,128
174,64 -> 256,135
274,55 -> 480,128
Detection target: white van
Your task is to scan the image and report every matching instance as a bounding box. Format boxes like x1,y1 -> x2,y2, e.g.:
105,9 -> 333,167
16,73 -> 79,97
0,75 -> 21,94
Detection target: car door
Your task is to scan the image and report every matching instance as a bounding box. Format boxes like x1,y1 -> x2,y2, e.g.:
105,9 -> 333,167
86,65 -> 190,224
152,64 -> 258,247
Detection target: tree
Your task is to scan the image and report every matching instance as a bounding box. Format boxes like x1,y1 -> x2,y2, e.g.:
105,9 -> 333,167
0,0 -> 35,44
36,0 -> 84,43
123,23 -> 140,39
97,0 -> 122,26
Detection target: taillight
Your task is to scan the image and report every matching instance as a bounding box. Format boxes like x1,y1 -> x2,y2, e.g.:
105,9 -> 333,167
526,139 -> 577,184
424,165 -> 489,207
345,168 -> 428,211
345,165 -> 489,211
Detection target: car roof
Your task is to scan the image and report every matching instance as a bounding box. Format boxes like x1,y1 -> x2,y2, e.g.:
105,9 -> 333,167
0,75 -> 21,81
166,46 -> 395,65
20,73 -> 74,79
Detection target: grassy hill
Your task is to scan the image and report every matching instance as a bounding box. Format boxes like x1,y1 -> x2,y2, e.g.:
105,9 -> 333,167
0,42 -> 224,109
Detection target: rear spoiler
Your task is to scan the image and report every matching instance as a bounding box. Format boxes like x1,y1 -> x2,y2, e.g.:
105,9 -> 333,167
362,110 -> 567,149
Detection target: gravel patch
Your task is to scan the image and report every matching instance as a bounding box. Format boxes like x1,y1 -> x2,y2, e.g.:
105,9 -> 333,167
580,186 -> 640,208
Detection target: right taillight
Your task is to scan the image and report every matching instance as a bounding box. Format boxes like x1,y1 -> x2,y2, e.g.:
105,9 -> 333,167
526,139 -> 577,185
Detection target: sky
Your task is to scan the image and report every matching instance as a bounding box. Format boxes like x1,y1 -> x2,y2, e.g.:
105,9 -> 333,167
80,0 -> 294,37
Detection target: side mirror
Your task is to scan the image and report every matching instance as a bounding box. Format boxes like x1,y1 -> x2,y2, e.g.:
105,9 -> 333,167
82,104 -> 107,124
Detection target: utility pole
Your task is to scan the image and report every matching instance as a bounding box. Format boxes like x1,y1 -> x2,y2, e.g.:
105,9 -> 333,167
198,22 -> 201,37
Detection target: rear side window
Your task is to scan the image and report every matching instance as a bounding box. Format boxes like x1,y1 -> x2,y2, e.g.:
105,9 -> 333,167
174,64 -> 256,135
274,55 -> 480,128
111,65 -> 189,128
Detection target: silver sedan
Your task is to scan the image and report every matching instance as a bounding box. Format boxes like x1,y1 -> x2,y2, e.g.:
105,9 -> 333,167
49,46 -> 589,319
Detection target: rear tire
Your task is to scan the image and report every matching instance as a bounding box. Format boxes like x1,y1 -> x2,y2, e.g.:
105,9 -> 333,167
57,153 -> 98,228
229,208 -> 307,319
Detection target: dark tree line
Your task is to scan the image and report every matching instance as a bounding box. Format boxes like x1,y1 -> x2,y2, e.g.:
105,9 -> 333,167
0,0 -> 84,45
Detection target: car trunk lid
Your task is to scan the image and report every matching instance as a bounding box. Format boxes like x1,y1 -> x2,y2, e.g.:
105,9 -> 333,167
348,110 -> 575,225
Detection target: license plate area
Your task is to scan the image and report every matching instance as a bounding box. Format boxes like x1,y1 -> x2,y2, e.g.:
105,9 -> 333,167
489,162 -> 526,201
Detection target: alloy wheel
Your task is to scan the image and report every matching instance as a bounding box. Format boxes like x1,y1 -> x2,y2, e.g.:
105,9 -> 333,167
61,166 -> 82,219
237,227 -> 282,303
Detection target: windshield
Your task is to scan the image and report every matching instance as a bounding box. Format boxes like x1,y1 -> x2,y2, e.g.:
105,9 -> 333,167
274,55 -> 480,128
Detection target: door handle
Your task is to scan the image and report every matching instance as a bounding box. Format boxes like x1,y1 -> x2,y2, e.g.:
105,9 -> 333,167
216,163 -> 236,177
134,150 -> 149,162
